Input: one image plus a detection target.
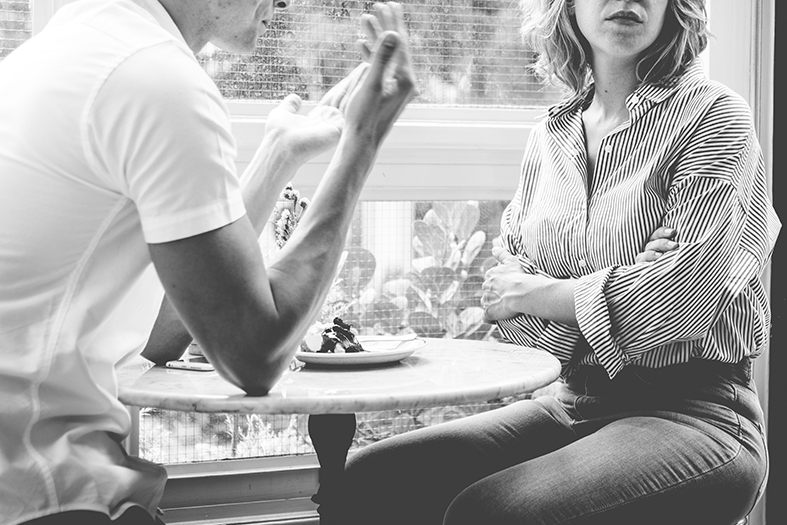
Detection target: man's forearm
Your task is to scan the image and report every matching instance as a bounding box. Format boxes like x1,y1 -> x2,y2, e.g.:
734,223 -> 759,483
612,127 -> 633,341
141,296 -> 193,364
240,134 -> 302,235
264,131 -> 378,332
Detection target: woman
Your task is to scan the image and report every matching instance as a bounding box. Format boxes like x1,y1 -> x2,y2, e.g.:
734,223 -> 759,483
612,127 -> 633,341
339,1 -> 778,524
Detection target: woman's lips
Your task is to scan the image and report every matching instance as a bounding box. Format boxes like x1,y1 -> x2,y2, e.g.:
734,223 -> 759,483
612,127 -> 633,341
607,10 -> 643,23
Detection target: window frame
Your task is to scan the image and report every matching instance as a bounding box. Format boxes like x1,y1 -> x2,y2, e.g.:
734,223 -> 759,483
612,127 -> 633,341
29,1 -> 775,523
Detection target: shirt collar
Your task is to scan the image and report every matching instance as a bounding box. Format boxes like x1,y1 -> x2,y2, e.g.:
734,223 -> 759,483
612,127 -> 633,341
130,0 -> 190,49
546,60 -> 708,120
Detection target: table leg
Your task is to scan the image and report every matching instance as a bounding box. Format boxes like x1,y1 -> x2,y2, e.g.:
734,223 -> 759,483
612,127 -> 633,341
308,413 -> 357,525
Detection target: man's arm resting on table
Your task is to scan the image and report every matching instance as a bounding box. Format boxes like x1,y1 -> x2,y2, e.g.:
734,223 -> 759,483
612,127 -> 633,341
147,132 -> 391,395
141,297 -> 192,365
145,12 -> 414,394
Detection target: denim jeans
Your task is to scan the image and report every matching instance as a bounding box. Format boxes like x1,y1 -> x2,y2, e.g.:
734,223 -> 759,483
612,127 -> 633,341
341,358 -> 768,525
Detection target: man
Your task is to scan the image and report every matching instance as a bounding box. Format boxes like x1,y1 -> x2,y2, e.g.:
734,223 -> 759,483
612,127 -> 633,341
0,0 -> 415,522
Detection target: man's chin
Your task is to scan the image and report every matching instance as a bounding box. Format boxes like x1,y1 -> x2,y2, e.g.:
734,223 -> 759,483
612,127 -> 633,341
211,35 -> 259,55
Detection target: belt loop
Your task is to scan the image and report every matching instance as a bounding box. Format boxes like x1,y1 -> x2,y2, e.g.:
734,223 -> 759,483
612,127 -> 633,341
743,357 -> 753,383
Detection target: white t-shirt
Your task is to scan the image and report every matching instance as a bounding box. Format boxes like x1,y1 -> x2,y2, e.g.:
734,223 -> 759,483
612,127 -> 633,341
0,0 -> 246,522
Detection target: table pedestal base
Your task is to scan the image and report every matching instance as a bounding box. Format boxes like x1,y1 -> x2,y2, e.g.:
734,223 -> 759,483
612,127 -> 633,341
308,413 -> 357,525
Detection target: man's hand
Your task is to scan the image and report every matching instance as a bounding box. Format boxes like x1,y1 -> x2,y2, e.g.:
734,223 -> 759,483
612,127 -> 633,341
636,226 -> 679,263
261,92 -> 345,168
340,2 -> 416,146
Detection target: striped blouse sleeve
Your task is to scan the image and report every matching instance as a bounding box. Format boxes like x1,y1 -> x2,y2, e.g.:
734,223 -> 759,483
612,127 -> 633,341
498,142 -> 587,372
575,92 -> 780,379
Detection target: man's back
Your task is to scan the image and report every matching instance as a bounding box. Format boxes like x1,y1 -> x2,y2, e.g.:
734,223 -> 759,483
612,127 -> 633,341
0,1 -> 241,522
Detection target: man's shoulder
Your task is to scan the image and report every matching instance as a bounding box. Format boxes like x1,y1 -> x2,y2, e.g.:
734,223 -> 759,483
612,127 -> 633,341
50,0 -> 189,56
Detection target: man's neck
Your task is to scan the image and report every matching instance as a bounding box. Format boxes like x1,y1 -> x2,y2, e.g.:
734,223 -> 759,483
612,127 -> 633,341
157,0 -> 211,54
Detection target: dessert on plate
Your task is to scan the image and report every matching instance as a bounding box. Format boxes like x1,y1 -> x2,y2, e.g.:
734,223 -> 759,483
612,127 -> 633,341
301,317 -> 366,354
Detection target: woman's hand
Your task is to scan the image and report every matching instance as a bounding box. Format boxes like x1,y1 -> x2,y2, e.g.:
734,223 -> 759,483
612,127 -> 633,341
482,246 -> 549,322
636,226 -> 679,263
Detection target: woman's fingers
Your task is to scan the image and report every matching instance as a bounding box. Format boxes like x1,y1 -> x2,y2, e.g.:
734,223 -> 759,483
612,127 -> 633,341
636,227 -> 679,263
491,245 -> 519,266
648,226 -> 676,242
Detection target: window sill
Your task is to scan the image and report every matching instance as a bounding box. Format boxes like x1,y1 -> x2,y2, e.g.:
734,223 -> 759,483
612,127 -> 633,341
159,455 -> 320,524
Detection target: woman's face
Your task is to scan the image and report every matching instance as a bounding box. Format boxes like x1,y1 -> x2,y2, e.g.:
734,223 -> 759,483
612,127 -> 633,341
573,0 -> 669,63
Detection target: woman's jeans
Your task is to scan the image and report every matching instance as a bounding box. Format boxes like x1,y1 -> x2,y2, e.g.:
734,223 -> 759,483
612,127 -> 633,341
341,358 -> 768,525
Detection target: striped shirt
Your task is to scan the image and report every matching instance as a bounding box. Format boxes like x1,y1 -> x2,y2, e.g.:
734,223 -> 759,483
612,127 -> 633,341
497,62 -> 781,379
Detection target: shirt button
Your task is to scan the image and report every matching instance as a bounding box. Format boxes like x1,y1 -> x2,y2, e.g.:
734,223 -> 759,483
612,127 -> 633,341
630,94 -> 639,105
578,259 -> 587,268
603,145 -> 613,154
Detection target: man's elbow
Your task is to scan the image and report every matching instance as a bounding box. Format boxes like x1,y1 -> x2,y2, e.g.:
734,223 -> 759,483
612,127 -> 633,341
211,351 -> 291,397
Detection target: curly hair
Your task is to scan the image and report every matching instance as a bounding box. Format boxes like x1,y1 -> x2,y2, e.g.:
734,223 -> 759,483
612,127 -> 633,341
520,0 -> 710,97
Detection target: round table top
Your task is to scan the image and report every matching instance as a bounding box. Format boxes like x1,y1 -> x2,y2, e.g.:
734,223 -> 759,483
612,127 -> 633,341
117,338 -> 561,415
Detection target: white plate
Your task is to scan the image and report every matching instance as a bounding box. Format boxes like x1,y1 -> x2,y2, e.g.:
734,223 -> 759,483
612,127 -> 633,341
295,337 -> 426,366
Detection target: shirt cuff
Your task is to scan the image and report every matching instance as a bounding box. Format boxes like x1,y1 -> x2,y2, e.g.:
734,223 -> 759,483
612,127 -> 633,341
574,267 -> 630,379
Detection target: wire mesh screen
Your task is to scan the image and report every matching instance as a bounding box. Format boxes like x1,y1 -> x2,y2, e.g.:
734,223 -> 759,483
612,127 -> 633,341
200,0 -> 561,106
138,396 -> 535,464
261,199 -> 511,339
1,0 -> 560,105
0,0 -> 31,60
337,200 -> 509,339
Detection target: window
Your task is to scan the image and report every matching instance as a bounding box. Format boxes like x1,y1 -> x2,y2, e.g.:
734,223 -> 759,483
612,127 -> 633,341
137,0 -> 558,474
0,0 -> 31,58
15,1 -> 775,523
200,0 -> 560,106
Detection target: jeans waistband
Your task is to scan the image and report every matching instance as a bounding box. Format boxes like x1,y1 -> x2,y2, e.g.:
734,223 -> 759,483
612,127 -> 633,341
564,358 -> 763,426
566,358 -> 753,393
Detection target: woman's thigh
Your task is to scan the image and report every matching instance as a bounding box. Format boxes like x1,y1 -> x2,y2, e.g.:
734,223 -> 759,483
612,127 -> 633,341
341,397 -> 576,525
444,412 -> 766,525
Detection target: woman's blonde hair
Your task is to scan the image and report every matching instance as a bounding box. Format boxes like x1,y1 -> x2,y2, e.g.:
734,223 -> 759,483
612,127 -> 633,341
521,0 -> 710,97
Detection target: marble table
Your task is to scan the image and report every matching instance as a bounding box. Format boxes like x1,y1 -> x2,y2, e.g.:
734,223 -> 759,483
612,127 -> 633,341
118,338 -> 561,524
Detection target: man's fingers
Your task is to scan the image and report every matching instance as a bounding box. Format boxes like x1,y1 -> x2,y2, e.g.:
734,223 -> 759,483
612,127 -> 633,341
324,63 -> 369,109
361,13 -> 384,47
356,38 -> 372,62
279,93 -> 302,114
374,1 -> 397,33
389,2 -> 408,37
341,64 -> 370,113
365,31 -> 400,91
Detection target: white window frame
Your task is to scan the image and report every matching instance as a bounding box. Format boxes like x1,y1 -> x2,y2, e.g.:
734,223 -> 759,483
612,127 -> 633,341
29,1 -> 775,524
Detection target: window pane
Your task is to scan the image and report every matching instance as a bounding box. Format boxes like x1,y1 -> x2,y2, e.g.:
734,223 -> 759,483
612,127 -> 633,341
263,200 -> 508,341
139,398 -> 533,463
199,0 -> 561,107
0,0 -> 31,60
